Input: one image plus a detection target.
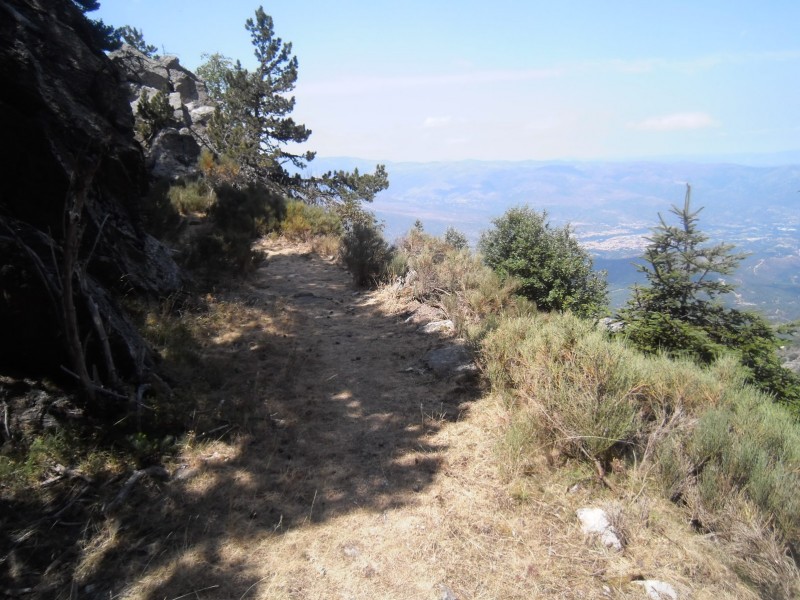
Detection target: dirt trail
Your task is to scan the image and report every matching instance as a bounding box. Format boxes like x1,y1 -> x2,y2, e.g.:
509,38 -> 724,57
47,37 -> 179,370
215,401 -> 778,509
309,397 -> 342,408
239,239 -> 478,523
120,240 -> 518,599
109,240 -> 751,600
3,240 -> 764,598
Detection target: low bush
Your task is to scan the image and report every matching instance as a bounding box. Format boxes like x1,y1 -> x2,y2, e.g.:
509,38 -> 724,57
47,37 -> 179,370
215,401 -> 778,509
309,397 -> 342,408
198,149 -> 242,188
136,89 -> 174,142
682,387 -> 800,537
479,206 -> 608,318
311,234 -> 341,258
443,226 -> 469,250
168,180 -> 216,215
281,200 -> 343,241
183,229 -> 264,274
484,313 -> 651,466
140,179 -> 182,240
394,228 -> 527,340
671,386 -> 800,596
340,222 -> 394,286
481,311 -> 800,597
184,182 -> 284,273
210,183 -> 285,238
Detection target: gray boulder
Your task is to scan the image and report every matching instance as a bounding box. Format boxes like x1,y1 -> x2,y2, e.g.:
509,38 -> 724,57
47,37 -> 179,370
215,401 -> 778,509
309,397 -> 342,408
109,45 -> 216,180
148,128 -> 202,180
424,344 -> 477,378
419,320 -> 455,334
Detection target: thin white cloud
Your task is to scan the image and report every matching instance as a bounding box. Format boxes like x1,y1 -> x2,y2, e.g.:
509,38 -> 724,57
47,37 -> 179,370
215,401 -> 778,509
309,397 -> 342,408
577,50 -> 800,76
629,112 -> 719,131
300,68 -> 563,95
300,49 -> 800,98
423,116 -> 453,128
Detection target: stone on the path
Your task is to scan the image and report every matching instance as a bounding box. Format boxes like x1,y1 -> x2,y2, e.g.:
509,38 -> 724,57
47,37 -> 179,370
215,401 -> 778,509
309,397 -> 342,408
576,507 -> 623,551
420,319 -> 454,334
424,345 -> 476,378
438,583 -> 458,600
634,579 -> 678,600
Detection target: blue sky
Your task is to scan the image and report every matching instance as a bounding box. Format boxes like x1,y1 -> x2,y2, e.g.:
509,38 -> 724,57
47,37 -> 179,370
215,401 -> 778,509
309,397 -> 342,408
94,1 -> 800,163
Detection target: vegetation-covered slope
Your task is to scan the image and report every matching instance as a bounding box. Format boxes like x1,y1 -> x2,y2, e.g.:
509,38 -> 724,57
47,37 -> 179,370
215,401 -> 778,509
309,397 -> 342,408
1,2 -> 798,598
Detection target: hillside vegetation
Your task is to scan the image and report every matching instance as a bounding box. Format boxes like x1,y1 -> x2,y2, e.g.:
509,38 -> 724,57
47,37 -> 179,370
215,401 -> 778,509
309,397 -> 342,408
388,222 -> 800,598
2,3 -> 799,598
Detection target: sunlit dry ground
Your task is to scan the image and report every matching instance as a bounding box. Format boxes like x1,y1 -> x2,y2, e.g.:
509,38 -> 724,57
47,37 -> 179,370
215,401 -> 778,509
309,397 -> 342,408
85,240 -> 756,599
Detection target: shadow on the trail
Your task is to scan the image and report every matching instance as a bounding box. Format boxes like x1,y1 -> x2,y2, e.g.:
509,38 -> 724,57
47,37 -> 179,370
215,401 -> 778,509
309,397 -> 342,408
15,249 -> 483,599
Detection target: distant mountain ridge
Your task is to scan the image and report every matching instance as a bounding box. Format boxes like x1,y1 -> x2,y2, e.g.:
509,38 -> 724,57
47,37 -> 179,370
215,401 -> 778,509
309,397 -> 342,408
308,157 -> 800,320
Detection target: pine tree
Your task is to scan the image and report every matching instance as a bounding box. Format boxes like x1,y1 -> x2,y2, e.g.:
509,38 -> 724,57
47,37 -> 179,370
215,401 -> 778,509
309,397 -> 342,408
201,6 -> 388,228
207,7 -> 313,186
72,0 -> 121,51
117,25 -> 159,58
135,89 -> 174,143
629,185 -> 745,325
620,185 -> 800,411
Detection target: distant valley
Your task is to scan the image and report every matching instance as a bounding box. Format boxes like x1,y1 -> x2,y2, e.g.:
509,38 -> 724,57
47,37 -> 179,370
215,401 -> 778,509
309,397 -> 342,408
309,158 -> 800,320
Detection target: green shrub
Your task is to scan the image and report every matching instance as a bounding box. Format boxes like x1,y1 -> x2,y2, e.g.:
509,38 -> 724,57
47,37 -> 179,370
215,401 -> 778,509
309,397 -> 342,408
281,200 -> 343,240
210,182 -> 285,237
479,206 -> 608,318
444,226 -> 469,250
661,386 -> 800,596
393,228 -> 525,340
482,308 -> 800,595
483,313 -> 650,465
193,182 -> 284,272
340,222 -> 394,286
140,179 -> 181,240
168,180 -> 216,215
685,390 -> 800,541
183,229 -> 264,274
136,89 -> 174,142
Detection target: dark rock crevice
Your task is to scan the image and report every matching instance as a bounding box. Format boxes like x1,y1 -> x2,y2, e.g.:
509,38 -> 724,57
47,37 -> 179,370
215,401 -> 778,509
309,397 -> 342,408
0,0 -> 181,409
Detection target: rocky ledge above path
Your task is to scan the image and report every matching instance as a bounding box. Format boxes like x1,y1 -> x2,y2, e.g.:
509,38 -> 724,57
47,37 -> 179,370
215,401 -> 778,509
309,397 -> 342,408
109,45 -> 216,180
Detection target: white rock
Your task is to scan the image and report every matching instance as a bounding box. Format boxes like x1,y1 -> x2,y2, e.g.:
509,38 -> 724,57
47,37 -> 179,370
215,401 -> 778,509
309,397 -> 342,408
189,105 -> 216,124
167,92 -> 183,110
424,345 -> 476,378
634,580 -> 678,600
576,507 -> 623,551
420,320 -> 454,333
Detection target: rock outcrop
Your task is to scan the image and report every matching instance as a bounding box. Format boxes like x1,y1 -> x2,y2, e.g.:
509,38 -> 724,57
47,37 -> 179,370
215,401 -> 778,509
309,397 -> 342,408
0,0 -> 180,393
109,45 -> 216,180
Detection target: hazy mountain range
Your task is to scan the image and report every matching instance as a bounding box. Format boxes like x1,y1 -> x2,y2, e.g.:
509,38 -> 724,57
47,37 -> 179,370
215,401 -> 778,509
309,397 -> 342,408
308,157 -> 800,320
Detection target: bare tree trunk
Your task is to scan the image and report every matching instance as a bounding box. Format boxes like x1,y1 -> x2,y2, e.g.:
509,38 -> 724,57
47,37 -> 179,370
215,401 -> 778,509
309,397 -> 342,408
60,153 -> 104,403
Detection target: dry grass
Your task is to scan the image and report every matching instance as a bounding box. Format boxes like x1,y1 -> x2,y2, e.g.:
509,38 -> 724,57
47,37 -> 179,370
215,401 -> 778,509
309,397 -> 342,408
111,391 -> 760,600
311,234 -> 341,258
392,229 -> 527,342
482,311 -> 800,599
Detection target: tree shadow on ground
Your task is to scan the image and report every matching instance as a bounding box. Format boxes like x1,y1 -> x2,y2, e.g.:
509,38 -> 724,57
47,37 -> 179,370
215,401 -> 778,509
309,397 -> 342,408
0,247 -> 483,599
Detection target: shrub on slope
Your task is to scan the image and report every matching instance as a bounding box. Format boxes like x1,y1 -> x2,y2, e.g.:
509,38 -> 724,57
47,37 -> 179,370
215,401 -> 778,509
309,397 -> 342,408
482,312 -> 800,597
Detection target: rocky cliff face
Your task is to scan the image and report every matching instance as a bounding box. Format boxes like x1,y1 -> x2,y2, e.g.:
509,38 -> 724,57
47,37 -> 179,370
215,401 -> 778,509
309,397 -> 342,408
110,45 -> 217,180
0,0 -> 180,391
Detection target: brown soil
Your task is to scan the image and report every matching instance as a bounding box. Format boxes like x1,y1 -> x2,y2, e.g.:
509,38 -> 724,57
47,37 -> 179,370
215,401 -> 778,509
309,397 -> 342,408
112,239 -> 499,599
